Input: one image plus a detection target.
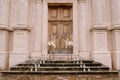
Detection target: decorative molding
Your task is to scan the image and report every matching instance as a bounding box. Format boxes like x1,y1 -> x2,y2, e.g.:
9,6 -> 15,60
90,27 -> 108,31
92,24 -> 107,28
12,27 -> 31,31
0,27 -> 13,31
78,0 -> 85,3
0,24 -> 13,31
111,24 -> 120,30
0,24 -> 8,27
13,24 -> 31,31
17,24 -> 29,27
35,0 -> 42,3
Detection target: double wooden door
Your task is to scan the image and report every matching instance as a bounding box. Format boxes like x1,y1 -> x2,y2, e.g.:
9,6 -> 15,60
48,5 -> 73,54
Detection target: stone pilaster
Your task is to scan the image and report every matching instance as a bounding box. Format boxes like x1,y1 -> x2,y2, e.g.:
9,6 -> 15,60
42,0 -> 48,57
91,0 -> 111,68
72,0 -> 79,58
31,0 -> 43,58
78,0 -> 89,59
0,29 -> 9,69
111,0 -> 120,26
10,0 -> 30,67
16,0 -> 29,25
92,0 -> 107,28
0,0 -> 10,69
0,0 -> 10,26
111,0 -> 120,70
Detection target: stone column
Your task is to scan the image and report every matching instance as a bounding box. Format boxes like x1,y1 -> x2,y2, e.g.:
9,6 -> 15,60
10,0 -> 30,66
0,30 -> 9,69
111,0 -> 120,26
111,0 -> 120,70
16,0 -> 29,26
31,0 -> 42,58
78,0 -> 89,59
92,0 -> 107,27
91,0 -> 111,68
72,0 -> 79,58
0,0 -> 10,69
42,0 -> 48,57
0,0 -> 9,26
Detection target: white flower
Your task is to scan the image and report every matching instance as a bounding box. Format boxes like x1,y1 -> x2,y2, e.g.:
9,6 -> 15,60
68,41 -> 73,46
48,41 -> 56,48
65,41 -> 73,48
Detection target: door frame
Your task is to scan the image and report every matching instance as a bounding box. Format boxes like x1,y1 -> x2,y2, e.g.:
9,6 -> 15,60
42,0 -> 79,57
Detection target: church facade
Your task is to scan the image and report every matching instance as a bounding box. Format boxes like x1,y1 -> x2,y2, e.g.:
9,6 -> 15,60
0,0 -> 120,70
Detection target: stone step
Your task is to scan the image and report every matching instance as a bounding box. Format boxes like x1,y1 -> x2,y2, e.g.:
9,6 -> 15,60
17,62 -> 102,67
44,60 -> 94,63
40,63 -> 102,66
10,66 -> 109,71
1,71 -> 118,74
1,59 -> 117,74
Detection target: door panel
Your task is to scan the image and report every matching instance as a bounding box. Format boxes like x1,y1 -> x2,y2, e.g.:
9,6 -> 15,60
48,5 -> 73,54
61,7 -> 72,20
48,7 -> 60,20
60,22 -> 72,49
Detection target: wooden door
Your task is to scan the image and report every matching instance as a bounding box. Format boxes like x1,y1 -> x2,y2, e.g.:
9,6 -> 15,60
48,5 -> 73,54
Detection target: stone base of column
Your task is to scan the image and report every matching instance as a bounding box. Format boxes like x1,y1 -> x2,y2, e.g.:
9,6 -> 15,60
93,52 -> 112,69
0,30 -> 9,70
112,51 -> 120,70
31,52 -> 42,59
79,52 -> 90,60
0,52 -> 8,70
9,53 -> 29,67
112,30 -> 120,70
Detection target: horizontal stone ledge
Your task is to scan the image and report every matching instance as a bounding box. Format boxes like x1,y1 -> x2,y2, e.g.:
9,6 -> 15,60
0,24 -> 9,27
12,27 -> 31,31
91,27 -> 120,31
0,27 -> 13,31
109,27 -> 120,31
90,27 -> 108,31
